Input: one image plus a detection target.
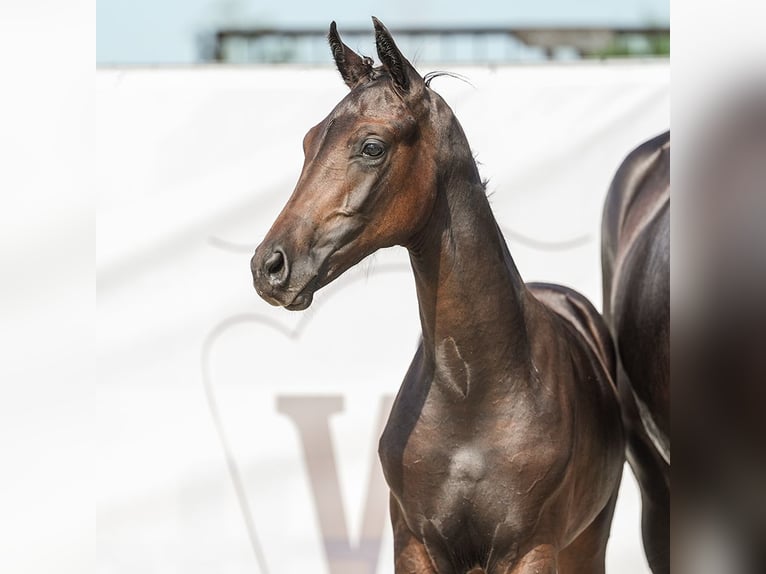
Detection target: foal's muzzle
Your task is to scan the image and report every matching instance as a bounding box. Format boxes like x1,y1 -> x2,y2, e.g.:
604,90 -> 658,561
251,243 -> 315,310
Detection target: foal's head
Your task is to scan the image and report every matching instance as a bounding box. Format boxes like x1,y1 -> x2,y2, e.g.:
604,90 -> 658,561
252,18 -> 451,310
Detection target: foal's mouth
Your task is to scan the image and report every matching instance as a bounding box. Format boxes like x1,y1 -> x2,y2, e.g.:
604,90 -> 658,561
284,283 -> 316,311
255,274 -> 319,311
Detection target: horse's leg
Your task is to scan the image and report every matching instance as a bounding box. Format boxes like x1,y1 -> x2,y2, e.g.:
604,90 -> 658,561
637,477 -> 669,574
619,370 -> 670,574
628,434 -> 669,574
494,544 -> 557,574
390,496 -> 439,574
556,481 -> 621,574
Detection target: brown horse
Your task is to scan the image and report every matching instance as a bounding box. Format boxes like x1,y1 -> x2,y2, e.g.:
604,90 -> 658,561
252,18 -> 624,573
601,132 -> 669,574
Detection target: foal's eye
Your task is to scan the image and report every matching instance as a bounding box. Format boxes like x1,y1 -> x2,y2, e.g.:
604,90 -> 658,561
362,140 -> 385,158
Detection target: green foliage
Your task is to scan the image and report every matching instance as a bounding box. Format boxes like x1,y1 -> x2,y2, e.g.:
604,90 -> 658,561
593,32 -> 670,58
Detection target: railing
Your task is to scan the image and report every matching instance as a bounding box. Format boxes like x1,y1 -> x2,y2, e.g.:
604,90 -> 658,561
203,26 -> 669,64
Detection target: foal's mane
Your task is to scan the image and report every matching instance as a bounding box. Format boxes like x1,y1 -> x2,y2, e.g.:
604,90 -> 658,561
423,70 -> 474,89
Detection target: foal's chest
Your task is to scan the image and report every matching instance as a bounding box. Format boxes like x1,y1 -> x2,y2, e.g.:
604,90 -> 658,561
379,386 -> 562,547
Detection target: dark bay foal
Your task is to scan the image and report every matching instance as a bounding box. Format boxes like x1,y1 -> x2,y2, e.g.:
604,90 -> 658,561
252,18 -> 624,573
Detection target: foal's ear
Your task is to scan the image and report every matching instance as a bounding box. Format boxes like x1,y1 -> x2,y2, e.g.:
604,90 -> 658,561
372,17 -> 422,93
328,21 -> 372,89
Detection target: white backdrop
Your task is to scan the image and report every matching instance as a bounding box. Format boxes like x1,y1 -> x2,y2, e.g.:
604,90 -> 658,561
97,62 -> 668,573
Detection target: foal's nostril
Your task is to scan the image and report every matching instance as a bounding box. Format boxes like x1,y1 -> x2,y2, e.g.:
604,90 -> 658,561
264,248 -> 288,284
266,251 -> 284,275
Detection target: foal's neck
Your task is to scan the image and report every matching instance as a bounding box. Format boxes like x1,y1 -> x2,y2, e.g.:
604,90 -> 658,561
406,111 -> 533,396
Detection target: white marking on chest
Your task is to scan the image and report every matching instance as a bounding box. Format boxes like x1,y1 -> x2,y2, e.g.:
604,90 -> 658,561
435,336 -> 472,398
449,446 -> 486,483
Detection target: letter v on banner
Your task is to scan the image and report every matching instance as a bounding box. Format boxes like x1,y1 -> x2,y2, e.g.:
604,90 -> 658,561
277,395 -> 394,574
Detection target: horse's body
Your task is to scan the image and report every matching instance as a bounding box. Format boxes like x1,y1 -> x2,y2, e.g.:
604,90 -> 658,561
601,132 -> 670,574
252,19 -> 624,573
381,282 -> 623,573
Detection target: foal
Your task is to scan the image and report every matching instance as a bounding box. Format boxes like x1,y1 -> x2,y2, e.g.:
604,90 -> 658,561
252,18 -> 624,574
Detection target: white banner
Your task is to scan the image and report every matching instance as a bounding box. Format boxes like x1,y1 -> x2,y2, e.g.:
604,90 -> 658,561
97,62 -> 669,573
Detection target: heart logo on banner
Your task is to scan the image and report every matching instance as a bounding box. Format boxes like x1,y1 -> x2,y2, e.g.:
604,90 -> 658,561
201,259 -> 413,574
